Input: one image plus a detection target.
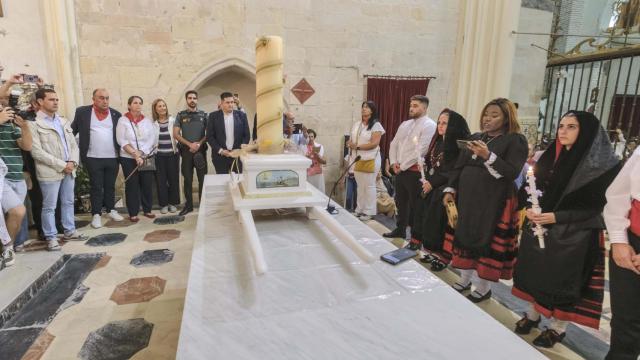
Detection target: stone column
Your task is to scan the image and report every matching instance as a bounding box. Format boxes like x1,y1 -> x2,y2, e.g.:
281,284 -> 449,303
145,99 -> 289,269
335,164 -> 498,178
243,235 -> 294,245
449,0 -> 521,132
41,0 -> 83,118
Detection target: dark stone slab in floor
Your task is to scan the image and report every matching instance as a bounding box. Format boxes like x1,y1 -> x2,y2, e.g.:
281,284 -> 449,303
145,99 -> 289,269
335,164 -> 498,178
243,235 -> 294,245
78,318 -> 153,360
143,229 -> 181,243
153,215 -> 185,225
59,284 -> 89,312
85,233 -> 127,247
110,276 -> 166,305
0,253 -> 103,360
0,255 -> 67,328
130,249 -> 174,267
0,327 -> 44,360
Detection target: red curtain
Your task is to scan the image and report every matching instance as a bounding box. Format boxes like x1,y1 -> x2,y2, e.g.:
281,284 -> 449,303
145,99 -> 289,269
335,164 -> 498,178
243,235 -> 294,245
366,78 -> 430,159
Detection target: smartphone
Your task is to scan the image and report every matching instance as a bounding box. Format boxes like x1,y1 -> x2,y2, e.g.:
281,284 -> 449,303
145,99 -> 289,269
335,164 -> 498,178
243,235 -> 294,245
293,123 -> 303,133
456,139 -> 472,149
21,74 -> 39,83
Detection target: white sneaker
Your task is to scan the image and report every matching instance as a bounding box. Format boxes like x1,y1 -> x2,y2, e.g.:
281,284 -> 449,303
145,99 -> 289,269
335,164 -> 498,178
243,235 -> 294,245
47,238 -> 61,251
160,206 -> 169,214
2,248 -> 15,267
63,231 -> 89,241
91,214 -> 102,229
168,205 -> 177,213
108,210 -> 124,221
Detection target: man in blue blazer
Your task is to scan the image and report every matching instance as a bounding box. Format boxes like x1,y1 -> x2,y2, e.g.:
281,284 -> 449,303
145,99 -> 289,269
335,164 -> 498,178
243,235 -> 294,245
207,92 -> 250,174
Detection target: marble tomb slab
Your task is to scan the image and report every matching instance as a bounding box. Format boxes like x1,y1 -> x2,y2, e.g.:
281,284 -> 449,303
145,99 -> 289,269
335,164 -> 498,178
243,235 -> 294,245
110,276 -> 167,305
177,175 -> 545,360
144,229 -> 181,243
153,215 -> 185,225
85,233 -> 128,247
130,249 -> 175,267
78,318 -> 153,360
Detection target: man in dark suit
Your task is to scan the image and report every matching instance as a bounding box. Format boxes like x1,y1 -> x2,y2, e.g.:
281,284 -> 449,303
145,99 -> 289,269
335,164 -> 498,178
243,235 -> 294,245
71,88 -> 124,229
207,92 -> 250,174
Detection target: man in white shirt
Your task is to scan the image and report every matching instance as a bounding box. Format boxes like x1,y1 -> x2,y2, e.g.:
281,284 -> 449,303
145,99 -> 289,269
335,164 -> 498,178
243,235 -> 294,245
207,92 -> 250,174
383,95 -> 436,240
603,147 -> 640,360
71,88 -> 125,229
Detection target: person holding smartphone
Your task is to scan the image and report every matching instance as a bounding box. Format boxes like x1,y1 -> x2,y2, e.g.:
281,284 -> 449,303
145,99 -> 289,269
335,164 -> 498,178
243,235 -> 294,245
442,98 -> 527,303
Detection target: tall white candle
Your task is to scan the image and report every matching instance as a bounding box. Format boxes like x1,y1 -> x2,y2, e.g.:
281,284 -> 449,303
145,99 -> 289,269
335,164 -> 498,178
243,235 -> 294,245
256,36 -> 284,154
526,166 -> 546,249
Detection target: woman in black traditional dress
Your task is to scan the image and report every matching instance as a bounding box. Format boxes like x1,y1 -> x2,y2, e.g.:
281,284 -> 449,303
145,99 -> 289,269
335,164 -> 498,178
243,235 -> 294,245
442,98 -> 528,302
407,109 -> 470,272
512,111 -> 620,348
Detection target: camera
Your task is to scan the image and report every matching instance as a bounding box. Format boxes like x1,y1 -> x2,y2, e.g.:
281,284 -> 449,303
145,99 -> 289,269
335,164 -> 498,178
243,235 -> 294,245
21,74 -> 39,83
7,89 -> 33,120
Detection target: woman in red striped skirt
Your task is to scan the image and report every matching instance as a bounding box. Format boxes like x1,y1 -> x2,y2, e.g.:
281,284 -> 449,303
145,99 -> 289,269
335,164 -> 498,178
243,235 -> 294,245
512,111 -> 621,348
441,98 -> 528,302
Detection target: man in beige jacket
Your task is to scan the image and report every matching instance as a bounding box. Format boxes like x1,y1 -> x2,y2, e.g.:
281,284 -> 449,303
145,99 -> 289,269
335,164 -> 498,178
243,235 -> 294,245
30,89 -> 87,251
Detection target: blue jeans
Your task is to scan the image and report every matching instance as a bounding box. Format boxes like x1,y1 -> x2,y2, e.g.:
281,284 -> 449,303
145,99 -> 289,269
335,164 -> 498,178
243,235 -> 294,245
40,175 -> 75,239
345,174 -> 357,211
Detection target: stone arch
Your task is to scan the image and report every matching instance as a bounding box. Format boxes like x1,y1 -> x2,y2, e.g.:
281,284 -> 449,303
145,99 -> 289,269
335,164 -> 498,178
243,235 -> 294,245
176,57 -> 257,111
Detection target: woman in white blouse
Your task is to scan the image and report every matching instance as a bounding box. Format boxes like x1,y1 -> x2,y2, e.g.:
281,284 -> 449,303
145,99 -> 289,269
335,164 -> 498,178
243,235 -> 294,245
604,147 -> 640,360
116,96 -> 158,222
346,101 -> 385,221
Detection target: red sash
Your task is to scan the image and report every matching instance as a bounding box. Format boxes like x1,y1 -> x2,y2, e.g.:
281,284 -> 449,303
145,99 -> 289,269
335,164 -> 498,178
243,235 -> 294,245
630,199 -> 640,236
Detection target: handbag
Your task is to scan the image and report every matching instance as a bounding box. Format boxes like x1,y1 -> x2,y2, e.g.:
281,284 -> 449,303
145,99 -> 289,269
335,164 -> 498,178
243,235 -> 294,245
354,158 -> 376,173
129,120 -> 156,172
353,122 -> 377,173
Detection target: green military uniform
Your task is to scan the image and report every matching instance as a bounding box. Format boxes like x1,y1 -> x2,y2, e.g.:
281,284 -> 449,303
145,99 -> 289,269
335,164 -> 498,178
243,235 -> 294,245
174,109 -> 207,209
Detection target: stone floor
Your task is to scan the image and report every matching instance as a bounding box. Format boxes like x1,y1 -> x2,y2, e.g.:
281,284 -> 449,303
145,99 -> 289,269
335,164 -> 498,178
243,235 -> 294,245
0,208 -> 603,359
0,211 -> 196,360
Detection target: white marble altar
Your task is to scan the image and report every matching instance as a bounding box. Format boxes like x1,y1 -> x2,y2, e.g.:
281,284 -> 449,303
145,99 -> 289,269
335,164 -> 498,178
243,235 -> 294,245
177,175 -> 545,360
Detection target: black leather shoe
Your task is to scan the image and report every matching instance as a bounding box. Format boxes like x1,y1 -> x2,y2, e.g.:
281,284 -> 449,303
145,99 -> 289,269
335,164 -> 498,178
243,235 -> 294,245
404,242 -> 420,251
430,259 -> 447,272
420,254 -> 436,263
514,314 -> 541,335
533,328 -> 565,348
179,207 -> 193,216
467,290 -> 492,303
383,228 -> 405,238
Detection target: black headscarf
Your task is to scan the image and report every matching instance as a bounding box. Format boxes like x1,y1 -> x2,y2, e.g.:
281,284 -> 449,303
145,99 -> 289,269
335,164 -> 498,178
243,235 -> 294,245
425,109 -> 471,166
535,111 -> 618,212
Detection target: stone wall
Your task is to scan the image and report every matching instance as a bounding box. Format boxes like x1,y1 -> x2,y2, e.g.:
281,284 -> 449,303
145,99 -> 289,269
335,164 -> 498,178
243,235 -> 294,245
509,6 -> 554,144
72,0 -> 462,188
0,0 -> 52,82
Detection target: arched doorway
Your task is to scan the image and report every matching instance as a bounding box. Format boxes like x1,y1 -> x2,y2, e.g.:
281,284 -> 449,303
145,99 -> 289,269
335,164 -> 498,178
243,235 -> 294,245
197,68 -> 256,122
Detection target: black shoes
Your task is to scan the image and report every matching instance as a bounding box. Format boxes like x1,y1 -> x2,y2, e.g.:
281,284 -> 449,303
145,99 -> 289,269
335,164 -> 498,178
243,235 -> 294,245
383,228 -> 405,238
404,241 -> 420,251
467,290 -> 492,303
452,282 -> 471,293
430,259 -> 447,272
515,314 -> 541,335
420,254 -> 436,263
533,328 -> 565,348
179,207 -> 193,216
